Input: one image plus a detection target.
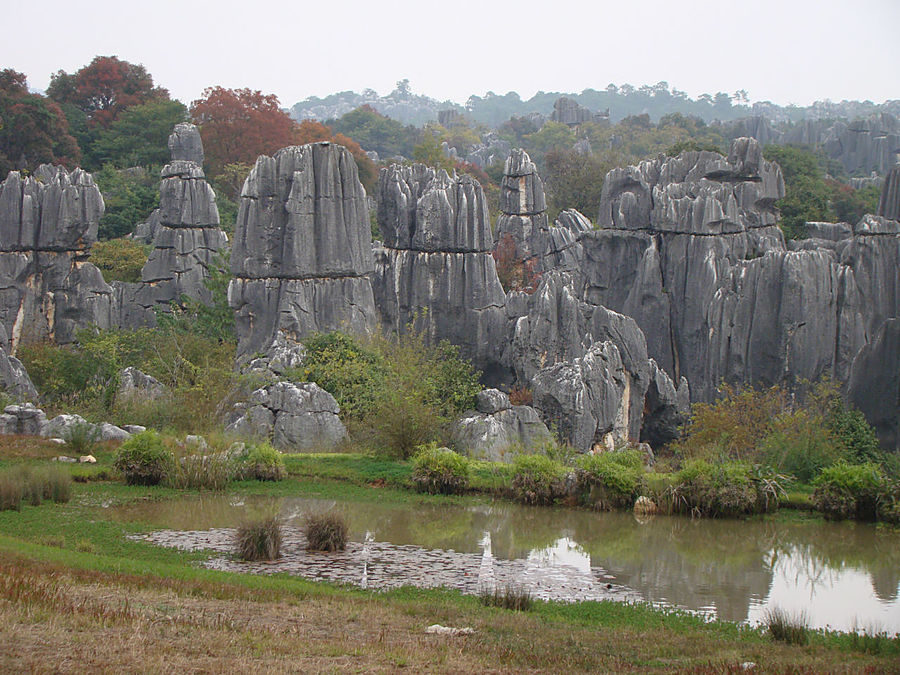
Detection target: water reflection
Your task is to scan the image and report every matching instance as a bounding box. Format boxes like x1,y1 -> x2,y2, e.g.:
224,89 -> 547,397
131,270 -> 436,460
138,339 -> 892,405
114,495 -> 900,633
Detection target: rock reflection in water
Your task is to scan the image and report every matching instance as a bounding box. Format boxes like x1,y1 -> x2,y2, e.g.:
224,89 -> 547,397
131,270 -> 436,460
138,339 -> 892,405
116,494 -> 900,633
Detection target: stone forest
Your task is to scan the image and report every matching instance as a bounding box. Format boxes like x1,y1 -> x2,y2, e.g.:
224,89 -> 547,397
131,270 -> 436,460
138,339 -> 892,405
1,64 -> 899,671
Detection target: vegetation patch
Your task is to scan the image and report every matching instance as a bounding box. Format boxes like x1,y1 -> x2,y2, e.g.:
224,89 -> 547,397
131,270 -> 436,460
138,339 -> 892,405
304,512 -> 348,552
114,430 -> 173,486
510,454 -> 567,506
234,515 -> 282,561
410,443 -> 470,495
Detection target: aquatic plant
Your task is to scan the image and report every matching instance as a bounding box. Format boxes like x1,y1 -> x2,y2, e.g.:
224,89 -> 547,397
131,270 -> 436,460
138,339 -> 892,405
304,512 -> 348,552
234,515 -> 282,561
764,606 -> 809,645
114,430 -> 174,486
479,583 -> 533,612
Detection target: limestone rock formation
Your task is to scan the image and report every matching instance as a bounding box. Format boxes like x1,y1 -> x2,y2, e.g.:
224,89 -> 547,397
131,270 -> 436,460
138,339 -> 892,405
848,318 -> 900,453
824,112 -> 900,176
116,367 -> 167,404
229,143 -> 379,360
453,389 -> 553,461
878,159 -> 900,221
0,403 -> 47,436
115,124 -> 228,327
550,97 -> 602,126
0,164 -> 115,348
0,324 -> 37,401
495,149 -> 549,262
225,381 -> 348,451
373,163 -> 506,373
640,360 -> 690,448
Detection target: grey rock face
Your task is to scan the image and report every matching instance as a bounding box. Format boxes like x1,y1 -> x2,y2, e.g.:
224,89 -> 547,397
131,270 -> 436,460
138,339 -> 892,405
495,149 -> 549,262
465,132 -> 511,169
373,163 -> 506,374
0,403 -> 47,436
825,112 -> 900,176
551,97 -> 595,126
848,318 -> 900,453
42,413 -> 88,439
131,208 -> 161,245
0,165 -> 115,348
117,367 -> 167,402
0,323 -> 38,401
641,360 -> 690,448
229,143 -> 378,361
531,341 -> 631,451
168,123 -> 204,165
376,164 -> 492,252
476,389 -> 511,414
878,161 -> 900,221
226,381 -> 348,451
453,403 -> 553,462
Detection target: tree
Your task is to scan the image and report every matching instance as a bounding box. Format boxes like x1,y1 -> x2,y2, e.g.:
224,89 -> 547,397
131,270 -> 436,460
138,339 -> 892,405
330,105 -> 418,158
412,130 -> 454,172
91,98 -> 188,168
47,56 -> 165,129
544,148 -> 610,220
93,163 -> 159,240
190,87 -> 296,176
0,69 -> 80,175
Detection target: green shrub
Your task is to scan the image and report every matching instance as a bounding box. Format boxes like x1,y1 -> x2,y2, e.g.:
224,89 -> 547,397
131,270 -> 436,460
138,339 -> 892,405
90,238 -> 149,283
813,461 -> 883,521
236,443 -> 286,481
62,421 -> 100,455
765,607 -> 809,645
673,459 -> 759,518
829,407 -> 881,464
411,443 -> 470,495
511,454 -> 567,506
761,409 -> 845,483
234,516 -> 282,561
114,430 -> 173,486
304,512 -> 348,552
576,450 -> 645,510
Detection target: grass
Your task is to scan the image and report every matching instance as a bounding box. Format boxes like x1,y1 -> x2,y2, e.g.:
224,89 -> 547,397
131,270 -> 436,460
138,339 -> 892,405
765,606 -> 809,645
479,583 -> 533,611
0,444 -> 896,671
304,512 -> 348,552
234,516 -> 282,561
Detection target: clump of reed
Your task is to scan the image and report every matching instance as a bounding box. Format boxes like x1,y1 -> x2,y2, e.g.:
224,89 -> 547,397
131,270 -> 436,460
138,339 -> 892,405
304,512 -> 348,552
234,515 -> 283,561
479,583 -> 533,612
764,606 -> 809,645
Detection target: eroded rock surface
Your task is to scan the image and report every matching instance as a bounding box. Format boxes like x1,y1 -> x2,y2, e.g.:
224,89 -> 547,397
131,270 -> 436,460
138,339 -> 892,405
453,389 -> 552,461
848,318 -> 900,453
229,143 -> 378,360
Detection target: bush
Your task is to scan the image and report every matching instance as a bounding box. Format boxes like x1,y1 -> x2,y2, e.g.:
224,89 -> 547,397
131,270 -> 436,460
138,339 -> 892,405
479,583 -> 533,611
304,512 -> 348,552
114,430 -> 173,486
62,421 -> 100,455
511,454 -> 567,506
765,607 -> 809,645
576,450 -> 645,511
90,238 -> 149,283
813,461 -> 883,521
234,516 -> 282,561
236,443 -> 286,481
673,459 -> 761,518
411,443 -> 470,495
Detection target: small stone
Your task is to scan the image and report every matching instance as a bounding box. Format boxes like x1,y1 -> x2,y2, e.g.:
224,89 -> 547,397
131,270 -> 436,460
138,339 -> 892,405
55,456 -> 77,463
79,455 -> 97,464
121,425 -> 147,435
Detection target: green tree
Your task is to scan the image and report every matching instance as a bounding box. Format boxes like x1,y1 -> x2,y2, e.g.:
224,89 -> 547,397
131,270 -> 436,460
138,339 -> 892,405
93,164 -> 159,240
412,130 -> 454,172
330,105 -> 419,158
91,98 -> 188,168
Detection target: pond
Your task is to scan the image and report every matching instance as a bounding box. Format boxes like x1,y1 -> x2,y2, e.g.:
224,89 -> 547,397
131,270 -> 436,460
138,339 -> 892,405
115,494 -> 900,634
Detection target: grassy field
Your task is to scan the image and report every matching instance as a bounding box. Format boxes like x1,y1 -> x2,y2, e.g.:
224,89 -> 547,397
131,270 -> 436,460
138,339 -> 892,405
0,437 -> 897,673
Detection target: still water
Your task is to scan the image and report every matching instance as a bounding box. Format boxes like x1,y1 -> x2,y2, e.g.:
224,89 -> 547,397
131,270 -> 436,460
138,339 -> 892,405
115,495 -> 900,634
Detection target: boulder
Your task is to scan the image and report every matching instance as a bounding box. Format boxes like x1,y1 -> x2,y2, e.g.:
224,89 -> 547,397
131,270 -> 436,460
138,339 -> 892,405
98,422 -> 131,442
117,367 -> 167,402
0,323 -> 37,401
454,404 -> 553,462
475,389 -> 511,414
42,414 -> 89,439
226,381 -> 348,451
0,403 -> 47,436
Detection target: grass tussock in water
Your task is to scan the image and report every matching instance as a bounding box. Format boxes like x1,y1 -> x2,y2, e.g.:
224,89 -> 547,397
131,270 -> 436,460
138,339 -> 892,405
304,512 -> 348,552
234,516 -> 282,561
765,606 -> 809,645
479,584 -> 533,612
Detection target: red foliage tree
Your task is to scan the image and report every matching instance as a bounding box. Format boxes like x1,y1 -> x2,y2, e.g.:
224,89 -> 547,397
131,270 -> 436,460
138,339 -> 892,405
0,69 -> 80,175
47,56 -> 165,129
190,87 -> 296,176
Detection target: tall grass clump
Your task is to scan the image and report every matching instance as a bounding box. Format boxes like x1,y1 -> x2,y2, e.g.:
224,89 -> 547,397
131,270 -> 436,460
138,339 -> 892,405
304,512 -> 348,552
764,607 -> 809,645
114,430 -> 173,486
673,459 -> 764,518
61,421 -> 100,455
410,443 -> 470,495
813,461 -> 884,521
511,454 -> 567,506
479,583 -> 533,611
576,449 -> 645,510
234,515 -> 282,561
234,442 -> 286,481
0,472 -> 24,511
170,450 -> 233,490
0,466 -> 71,511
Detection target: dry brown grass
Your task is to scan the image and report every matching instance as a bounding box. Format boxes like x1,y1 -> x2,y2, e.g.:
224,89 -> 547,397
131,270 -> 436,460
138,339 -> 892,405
0,553 -> 896,674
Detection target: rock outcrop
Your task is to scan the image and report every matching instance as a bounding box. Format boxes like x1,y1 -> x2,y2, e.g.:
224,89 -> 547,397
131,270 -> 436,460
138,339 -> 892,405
453,389 -> 553,461
848,318 -> 900,453
550,97 -> 606,127
225,381 -> 348,451
494,150 -> 549,262
878,160 -> 900,221
115,124 -> 228,327
0,164 -> 115,349
824,112 -> 900,176
228,143 -> 379,361
372,163 -> 506,373
0,324 -> 37,401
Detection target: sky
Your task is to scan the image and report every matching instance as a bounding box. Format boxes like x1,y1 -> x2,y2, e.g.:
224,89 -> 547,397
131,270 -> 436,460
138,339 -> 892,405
3,0 -> 898,109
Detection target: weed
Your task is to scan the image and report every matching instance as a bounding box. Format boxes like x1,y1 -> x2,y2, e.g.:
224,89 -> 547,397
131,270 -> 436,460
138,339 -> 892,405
410,443 -> 470,495
62,421 -> 100,455
510,454 -> 567,506
576,450 -> 645,511
170,450 -> 233,490
114,430 -> 173,486
234,516 -> 283,561
304,512 -> 348,552
764,606 -> 809,645
479,583 -> 533,611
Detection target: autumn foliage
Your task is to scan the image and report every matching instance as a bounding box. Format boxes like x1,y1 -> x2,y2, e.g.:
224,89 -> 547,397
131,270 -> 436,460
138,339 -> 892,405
190,87 -> 296,177
492,233 -> 541,294
47,56 -> 165,129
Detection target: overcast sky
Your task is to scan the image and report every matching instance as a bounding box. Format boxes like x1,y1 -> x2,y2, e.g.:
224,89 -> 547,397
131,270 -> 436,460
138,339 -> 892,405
4,0 -> 898,108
